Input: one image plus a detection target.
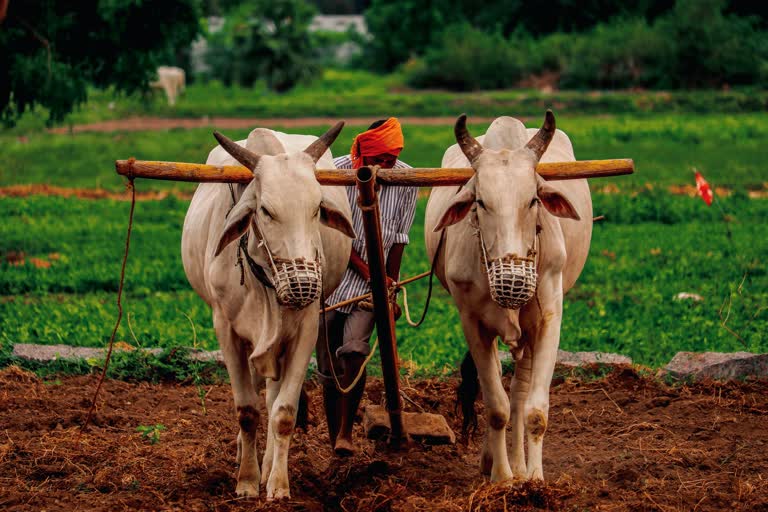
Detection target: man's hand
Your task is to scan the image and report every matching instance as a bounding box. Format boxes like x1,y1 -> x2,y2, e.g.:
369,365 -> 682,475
391,302 -> 402,321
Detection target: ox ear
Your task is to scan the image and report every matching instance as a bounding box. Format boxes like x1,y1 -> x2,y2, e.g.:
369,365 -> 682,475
319,194 -> 356,238
215,198 -> 257,257
433,185 -> 476,232
537,180 -> 581,220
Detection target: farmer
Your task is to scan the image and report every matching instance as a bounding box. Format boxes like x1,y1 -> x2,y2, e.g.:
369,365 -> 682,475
317,118 -> 418,455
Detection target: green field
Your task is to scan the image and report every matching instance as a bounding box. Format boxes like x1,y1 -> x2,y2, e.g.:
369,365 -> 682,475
3,114 -> 767,192
8,70 -> 767,134
1,190 -> 765,369
2,109 -> 767,372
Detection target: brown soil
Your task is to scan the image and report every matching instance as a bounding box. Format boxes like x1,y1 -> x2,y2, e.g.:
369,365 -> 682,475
0,365 -> 766,511
0,184 -> 194,201
48,116 -> 500,134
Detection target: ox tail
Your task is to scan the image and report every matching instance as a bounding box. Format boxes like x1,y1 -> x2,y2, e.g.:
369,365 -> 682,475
455,351 -> 479,439
296,386 -> 310,431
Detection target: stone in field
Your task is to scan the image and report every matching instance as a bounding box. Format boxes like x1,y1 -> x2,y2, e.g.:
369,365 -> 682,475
499,349 -> 632,367
556,350 -> 633,367
664,351 -> 768,381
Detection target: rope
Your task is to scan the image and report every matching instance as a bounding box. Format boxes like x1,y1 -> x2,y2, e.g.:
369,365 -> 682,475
400,224 -> 445,327
81,178 -> 136,434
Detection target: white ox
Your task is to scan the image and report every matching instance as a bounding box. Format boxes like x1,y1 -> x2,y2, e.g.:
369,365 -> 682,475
150,66 -> 186,106
425,112 -> 592,482
181,124 -> 354,499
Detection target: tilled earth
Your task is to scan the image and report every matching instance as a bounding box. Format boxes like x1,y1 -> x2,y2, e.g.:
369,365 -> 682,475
0,365 -> 766,511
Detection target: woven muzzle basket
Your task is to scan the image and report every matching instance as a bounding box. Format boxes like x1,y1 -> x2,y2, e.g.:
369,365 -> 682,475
272,257 -> 322,309
486,255 -> 537,309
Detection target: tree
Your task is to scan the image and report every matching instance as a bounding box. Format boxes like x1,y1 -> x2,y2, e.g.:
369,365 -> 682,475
363,0 -> 676,71
0,0 -> 201,126
205,0 -> 319,92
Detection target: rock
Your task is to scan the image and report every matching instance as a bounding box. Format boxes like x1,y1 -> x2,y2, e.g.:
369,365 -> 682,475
499,349 -> 632,368
13,344 -> 104,362
556,350 -> 632,367
664,352 -> 768,381
189,349 -> 223,363
10,343 -> 314,373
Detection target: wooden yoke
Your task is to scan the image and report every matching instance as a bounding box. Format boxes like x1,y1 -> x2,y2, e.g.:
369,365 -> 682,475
116,158 -> 634,186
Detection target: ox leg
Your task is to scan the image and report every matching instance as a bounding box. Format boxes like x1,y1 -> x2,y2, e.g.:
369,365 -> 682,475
260,378 -> 279,485
461,317 -> 513,483
509,345 -> 532,478
266,319 -> 318,500
525,292 -> 563,481
215,312 -> 260,497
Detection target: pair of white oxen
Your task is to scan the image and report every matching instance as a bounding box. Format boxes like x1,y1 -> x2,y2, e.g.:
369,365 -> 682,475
181,112 -> 592,500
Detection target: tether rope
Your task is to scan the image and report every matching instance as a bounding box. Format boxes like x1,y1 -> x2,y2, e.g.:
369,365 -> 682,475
81,177 -> 136,434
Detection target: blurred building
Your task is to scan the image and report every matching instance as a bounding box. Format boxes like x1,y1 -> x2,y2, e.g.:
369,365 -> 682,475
309,15 -> 366,34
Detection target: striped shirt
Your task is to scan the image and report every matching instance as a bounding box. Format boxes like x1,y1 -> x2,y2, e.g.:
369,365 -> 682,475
326,155 -> 418,313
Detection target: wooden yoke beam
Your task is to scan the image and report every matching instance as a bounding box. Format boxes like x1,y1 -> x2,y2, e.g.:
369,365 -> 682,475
115,158 -> 634,186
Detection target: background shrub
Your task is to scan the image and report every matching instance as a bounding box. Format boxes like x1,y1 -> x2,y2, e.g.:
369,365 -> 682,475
399,0 -> 767,91
405,24 -> 541,91
204,0 -> 319,92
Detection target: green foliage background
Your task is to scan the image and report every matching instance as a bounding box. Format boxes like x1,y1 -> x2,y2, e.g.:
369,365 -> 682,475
203,0 -> 319,91
0,0 -> 201,126
405,0 -> 768,90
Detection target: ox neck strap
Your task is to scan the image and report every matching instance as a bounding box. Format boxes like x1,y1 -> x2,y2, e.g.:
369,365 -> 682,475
227,184 -> 275,290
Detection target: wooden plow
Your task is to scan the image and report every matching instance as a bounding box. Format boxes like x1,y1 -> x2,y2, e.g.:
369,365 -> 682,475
116,156 -> 634,448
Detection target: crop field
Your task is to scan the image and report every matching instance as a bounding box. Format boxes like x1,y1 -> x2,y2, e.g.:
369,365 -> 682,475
2,113 -> 766,370
3,113 -> 767,191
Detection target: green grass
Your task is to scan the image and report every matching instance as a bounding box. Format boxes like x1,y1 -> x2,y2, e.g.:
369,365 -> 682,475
9,69 -> 767,133
2,193 -> 766,368
2,111 -> 766,372
2,114 -> 767,192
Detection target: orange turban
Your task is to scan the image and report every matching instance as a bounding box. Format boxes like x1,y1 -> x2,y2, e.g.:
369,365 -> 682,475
350,117 -> 404,169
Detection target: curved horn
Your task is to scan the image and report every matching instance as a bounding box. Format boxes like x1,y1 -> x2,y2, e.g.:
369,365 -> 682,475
213,131 -> 261,170
454,114 -> 484,164
304,121 -> 345,163
525,110 -> 556,161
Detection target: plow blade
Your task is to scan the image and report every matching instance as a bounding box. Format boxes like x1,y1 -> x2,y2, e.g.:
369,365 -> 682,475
363,405 -> 456,445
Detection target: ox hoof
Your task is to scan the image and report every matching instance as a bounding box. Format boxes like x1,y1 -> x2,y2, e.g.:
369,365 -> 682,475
236,481 -> 259,498
267,487 -> 291,501
526,468 -> 544,481
334,437 -> 355,457
492,477 -> 516,488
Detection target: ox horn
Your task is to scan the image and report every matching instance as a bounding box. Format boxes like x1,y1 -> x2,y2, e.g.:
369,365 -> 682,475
454,114 -> 484,164
213,131 -> 261,170
304,121 -> 345,163
525,109 -> 556,161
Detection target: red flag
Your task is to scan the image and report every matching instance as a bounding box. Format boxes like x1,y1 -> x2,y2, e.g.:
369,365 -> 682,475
694,170 -> 713,206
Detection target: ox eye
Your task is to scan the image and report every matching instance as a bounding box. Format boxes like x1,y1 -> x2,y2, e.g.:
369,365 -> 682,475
260,206 -> 274,220
476,199 -> 486,210
530,197 -> 540,208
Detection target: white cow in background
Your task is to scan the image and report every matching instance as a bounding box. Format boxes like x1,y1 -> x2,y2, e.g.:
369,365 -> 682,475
150,66 -> 186,106
181,123 -> 354,499
425,112 -> 592,482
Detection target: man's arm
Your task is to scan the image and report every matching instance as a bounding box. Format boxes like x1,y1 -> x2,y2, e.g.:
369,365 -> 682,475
385,243 -> 405,286
350,246 -> 398,289
349,248 -> 371,282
